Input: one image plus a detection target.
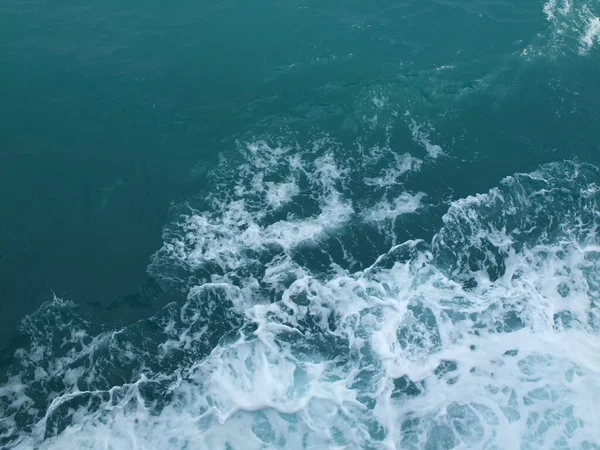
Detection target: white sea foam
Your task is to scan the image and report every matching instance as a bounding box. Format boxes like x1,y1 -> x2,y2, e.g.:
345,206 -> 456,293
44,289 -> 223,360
11,232 -> 600,448
362,192 -> 424,222
542,0 -> 599,56
3,152 -> 600,450
408,116 -> 444,159
580,14 -> 600,52
152,127 -> 428,291
362,152 -> 423,188
544,0 -> 572,20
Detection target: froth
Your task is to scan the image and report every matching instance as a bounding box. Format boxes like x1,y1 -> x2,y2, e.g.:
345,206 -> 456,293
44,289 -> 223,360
542,0 -> 599,56
408,116 -> 444,159
580,15 -> 600,52
4,155 -> 600,449
151,127 -> 428,291
544,0 -> 573,20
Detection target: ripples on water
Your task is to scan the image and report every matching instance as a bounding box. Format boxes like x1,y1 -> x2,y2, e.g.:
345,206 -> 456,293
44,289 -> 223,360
1,0 -> 600,448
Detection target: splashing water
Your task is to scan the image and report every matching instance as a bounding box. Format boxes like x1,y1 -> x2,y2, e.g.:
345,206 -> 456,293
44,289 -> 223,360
542,0 -> 600,55
2,156 -> 600,450
2,0 -> 600,447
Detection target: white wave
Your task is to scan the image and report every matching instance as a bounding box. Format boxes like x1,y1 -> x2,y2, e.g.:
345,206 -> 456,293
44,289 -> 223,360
4,161 -> 600,449
155,139 -> 355,279
408,116 -> 444,159
362,152 -> 423,188
12,237 -> 600,449
544,0 -> 572,20
580,15 -> 600,53
152,128 -> 429,289
362,192 -> 424,222
542,0 -> 599,56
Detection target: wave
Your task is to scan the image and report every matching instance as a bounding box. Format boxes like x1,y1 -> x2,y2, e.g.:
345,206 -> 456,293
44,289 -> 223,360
542,0 -> 600,56
2,159 -> 600,449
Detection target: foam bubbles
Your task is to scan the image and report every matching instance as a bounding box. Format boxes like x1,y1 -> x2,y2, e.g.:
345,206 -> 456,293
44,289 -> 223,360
544,0 -> 573,21
407,114 -> 445,159
580,15 -> 600,52
4,160 -> 600,449
542,0 -> 599,56
362,192 -> 424,223
362,152 -> 423,188
150,128 -> 427,291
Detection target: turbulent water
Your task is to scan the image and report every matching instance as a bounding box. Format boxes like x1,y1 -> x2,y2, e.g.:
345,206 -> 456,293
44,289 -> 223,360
1,0 -> 600,448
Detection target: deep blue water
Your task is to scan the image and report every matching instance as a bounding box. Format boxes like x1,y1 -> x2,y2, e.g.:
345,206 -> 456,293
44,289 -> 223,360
1,0 -> 600,448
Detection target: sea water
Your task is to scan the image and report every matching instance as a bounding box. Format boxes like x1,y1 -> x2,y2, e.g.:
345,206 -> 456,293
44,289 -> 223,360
1,0 -> 600,448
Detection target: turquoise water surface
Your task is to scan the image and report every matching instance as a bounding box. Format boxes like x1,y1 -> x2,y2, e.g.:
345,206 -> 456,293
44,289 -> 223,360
1,0 -> 600,448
